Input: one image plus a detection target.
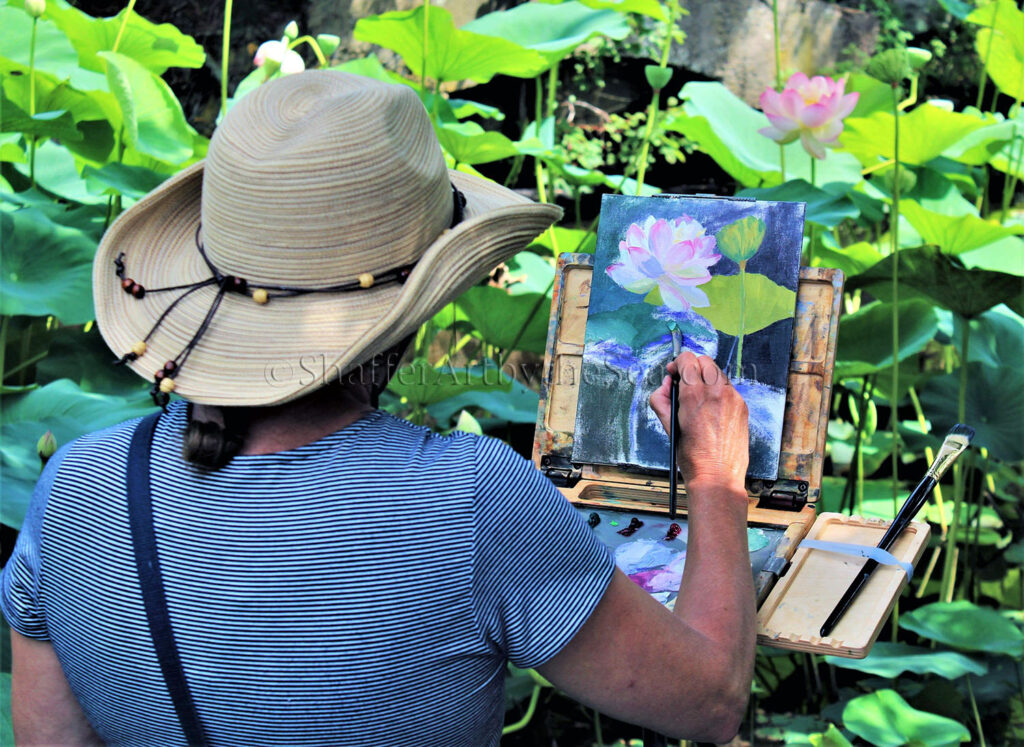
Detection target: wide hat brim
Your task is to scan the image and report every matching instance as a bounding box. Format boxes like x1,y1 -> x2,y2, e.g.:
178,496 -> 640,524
93,162 -> 561,406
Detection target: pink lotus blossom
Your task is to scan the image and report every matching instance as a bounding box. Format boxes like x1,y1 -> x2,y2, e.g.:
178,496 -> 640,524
758,73 -> 859,160
607,215 -> 721,312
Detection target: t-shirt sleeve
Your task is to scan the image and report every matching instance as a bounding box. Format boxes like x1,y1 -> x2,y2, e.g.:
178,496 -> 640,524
0,443 -> 71,640
470,437 -> 614,669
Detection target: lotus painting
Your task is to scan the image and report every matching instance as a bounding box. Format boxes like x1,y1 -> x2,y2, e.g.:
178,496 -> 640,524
572,194 -> 805,480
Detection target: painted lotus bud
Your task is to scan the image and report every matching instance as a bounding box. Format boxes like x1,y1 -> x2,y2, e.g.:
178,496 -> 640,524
37,430 -> 57,464
25,0 -> 45,18
715,216 -> 766,264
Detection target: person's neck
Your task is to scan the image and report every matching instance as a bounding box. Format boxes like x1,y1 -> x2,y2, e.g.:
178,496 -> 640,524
228,385 -> 374,455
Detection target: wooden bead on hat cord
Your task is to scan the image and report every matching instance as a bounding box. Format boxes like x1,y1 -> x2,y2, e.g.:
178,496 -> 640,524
113,185 -> 467,408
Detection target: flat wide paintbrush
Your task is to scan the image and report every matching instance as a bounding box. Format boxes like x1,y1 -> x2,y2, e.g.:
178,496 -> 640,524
820,423 -> 975,638
668,324 -> 682,520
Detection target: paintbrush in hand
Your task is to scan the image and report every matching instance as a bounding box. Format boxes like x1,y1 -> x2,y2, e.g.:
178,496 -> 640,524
820,423 -> 975,638
668,323 -> 682,520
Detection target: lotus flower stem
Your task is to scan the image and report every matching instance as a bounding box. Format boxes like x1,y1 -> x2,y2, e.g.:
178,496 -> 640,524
966,675 -> 988,747
975,1 -> 999,111
940,318 -> 971,602
111,0 -> 137,53
28,14 -> 38,186
421,0 -> 430,95
769,0 -> 786,183
807,158 -> 817,266
220,0 -> 233,116
289,36 -> 327,67
890,81 -> 902,516
634,0 -> 678,195
546,64 -> 558,119
1001,96 -> 1024,224
532,76 -> 560,255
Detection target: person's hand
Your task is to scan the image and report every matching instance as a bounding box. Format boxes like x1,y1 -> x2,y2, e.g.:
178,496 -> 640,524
649,352 -> 749,492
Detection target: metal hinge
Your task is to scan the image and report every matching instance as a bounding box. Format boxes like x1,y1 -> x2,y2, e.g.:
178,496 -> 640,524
752,480 -> 809,511
540,454 -> 582,488
763,555 -> 790,579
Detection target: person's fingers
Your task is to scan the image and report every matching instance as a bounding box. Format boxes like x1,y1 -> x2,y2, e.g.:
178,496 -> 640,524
678,351 -> 701,386
648,374 -> 673,430
697,355 -> 725,387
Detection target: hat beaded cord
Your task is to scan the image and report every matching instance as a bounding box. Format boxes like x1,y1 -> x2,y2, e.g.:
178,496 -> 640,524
92,71 -> 562,407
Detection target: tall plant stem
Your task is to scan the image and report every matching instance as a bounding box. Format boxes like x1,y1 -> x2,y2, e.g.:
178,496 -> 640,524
779,145 -> 786,182
0,316 -> 8,385
532,76 -> 560,255
975,2 -> 1000,111
736,261 -> 747,378
421,0 -> 430,95
940,318 -> 971,602
289,36 -> 327,67
111,0 -> 137,52
220,0 -> 234,117
1001,95 -> 1024,223
967,676 -> 987,746
28,16 -> 38,187
890,82 -> 902,515
546,64 -> 558,119
908,385 -> 947,536
634,0 -> 677,195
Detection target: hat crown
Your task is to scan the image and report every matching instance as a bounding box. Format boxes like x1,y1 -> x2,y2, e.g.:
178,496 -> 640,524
200,71 -> 452,285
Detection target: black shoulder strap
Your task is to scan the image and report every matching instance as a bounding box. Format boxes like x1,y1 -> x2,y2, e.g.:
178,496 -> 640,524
127,411 -> 208,746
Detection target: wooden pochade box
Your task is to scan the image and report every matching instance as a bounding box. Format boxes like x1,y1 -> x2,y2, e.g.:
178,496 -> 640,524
532,254 -> 930,658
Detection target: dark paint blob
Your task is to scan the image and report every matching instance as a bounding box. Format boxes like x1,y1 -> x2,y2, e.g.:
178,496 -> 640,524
588,512 -> 600,528
664,523 -> 682,541
617,517 -> 644,536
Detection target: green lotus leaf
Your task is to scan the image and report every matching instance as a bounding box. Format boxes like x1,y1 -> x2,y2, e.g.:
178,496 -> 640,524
814,241 -> 884,276
825,642 -> 987,679
900,600 -> 1024,657
901,200 -> 1024,254
387,358 -> 511,406
841,104 -> 988,167
355,5 -> 545,83
715,216 -> 766,264
698,273 -> 796,337
847,246 -> 1024,318
98,51 -> 197,166
835,299 -> 941,378
464,1 -> 630,71
435,121 -> 519,166
0,380 -> 153,529
738,180 -> 859,230
954,306 -> 1024,369
428,376 -> 540,426
0,208 -> 97,323
457,286 -> 550,353
544,0 -> 666,21
842,689 -> 970,746
919,363 -> 1024,462
975,26 -> 1024,101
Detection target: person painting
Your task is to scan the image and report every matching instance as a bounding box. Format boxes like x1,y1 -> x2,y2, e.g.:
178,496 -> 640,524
1,71 -> 754,746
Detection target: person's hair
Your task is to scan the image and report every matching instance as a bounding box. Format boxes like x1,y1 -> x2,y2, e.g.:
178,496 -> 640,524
182,335 -> 414,470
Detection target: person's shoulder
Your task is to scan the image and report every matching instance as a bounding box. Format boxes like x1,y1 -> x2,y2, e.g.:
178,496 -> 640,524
371,409 -> 491,456
57,402 -> 171,473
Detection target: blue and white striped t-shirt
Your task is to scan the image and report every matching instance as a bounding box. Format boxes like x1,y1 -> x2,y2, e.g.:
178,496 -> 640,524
1,402 -> 614,746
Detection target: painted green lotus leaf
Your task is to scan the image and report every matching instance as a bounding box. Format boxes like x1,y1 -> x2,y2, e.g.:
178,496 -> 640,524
698,273 -> 796,337
900,600 -> 1024,657
584,303 -> 713,351
354,6 -> 545,83
842,690 -> 970,747
825,642 -> 988,679
0,380 -> 154,529
715,216 -> 766,264
388,359 -> 511,407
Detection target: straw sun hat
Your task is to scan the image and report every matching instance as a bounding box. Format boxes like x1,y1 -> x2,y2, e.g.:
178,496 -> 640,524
93,71 -> 561,406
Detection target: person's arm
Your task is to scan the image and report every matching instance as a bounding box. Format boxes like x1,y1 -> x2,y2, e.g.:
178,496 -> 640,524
11,631 -> 102,746
537,352 -> 755,743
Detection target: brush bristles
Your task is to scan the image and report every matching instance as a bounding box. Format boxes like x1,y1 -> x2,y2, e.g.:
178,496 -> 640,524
949,423 -> 975,443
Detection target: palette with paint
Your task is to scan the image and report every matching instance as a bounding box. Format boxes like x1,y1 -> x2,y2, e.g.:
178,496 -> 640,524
532,196 -> 929,658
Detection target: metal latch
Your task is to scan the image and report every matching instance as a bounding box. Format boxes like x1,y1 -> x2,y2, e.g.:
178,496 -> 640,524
540,454 -> 582,488
754,481 -> 809,511
762,555 -> 790,579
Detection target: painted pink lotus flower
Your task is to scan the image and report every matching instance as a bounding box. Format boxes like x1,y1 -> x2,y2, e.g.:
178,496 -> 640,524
758,73 -> 859,160
607,215 -> 721,312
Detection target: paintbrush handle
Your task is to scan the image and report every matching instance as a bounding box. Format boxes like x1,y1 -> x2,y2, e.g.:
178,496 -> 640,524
669,373 -> 680,520
821,475 -> 936,637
